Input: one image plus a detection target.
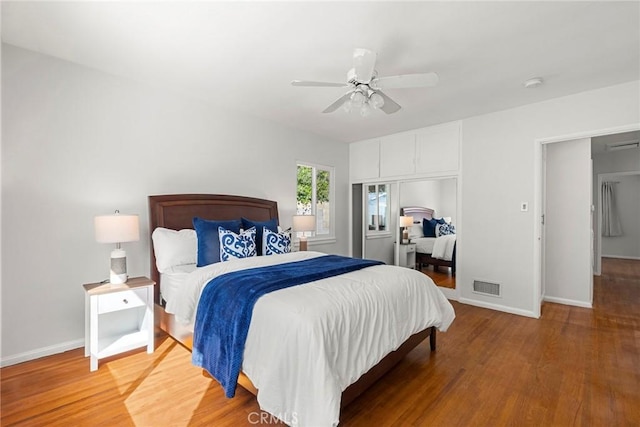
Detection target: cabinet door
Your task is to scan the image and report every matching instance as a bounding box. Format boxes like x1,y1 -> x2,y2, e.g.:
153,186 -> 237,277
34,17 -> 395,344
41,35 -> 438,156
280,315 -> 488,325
380,133 -> 415,178
415,124 -> 460,174
350,139 -> 380,181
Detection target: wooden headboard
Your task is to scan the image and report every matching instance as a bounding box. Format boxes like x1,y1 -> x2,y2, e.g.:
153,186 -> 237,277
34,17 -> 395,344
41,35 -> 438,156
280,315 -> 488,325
148,194 -> 279,303
401,206 -> 434,224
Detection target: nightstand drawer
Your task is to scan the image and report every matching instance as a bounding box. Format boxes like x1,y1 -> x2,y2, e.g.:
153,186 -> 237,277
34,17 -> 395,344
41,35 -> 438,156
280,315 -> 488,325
98,288 -> 147,314
405,245 -> 416,253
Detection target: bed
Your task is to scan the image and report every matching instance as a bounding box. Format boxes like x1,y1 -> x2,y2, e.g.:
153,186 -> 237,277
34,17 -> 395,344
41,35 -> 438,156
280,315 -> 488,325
401,206 -> 457,275
149,194 -> 455,426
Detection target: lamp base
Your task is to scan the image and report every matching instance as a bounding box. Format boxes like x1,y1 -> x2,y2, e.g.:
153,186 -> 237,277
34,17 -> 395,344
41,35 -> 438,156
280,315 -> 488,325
109,248 -> 127,285
402,229 -> 409,244
299,237 -> 308,251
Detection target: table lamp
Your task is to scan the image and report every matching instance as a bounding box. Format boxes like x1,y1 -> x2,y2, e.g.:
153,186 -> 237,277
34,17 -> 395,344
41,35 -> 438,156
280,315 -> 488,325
400,216 -> 414,244
292,215 -> 316,251
94,210 -> 140,285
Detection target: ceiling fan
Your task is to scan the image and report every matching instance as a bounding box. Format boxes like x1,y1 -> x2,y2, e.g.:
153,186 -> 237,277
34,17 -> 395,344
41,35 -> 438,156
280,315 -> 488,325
291,48 -> 439,116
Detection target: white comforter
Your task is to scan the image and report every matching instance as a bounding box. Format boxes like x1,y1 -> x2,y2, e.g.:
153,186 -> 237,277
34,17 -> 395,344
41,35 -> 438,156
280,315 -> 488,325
412,237 -> 436,254
432,234 -> 456,261
168,251 -> 455,427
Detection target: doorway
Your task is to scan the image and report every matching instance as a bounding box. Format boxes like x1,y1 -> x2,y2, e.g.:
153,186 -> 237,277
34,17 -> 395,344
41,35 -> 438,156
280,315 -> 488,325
592,130 -> 640,275
536,125 -> 640,316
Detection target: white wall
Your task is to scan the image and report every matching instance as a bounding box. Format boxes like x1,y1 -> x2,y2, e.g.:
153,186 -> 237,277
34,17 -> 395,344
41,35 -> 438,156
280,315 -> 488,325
438,179 -> 457,225
399,180 -> 440,212
461,80 -> 639,317
593,147 -> 640,173
399,178 -> 457,224
1,44 -> 350,364
601,174 -> 640,258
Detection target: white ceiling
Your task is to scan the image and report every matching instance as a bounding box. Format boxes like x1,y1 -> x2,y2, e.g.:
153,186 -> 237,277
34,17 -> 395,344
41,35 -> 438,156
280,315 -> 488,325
2,1 -> 639,143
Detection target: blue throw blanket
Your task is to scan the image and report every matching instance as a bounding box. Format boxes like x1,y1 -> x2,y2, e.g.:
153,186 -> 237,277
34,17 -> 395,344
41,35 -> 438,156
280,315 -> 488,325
192,255 -> 383,398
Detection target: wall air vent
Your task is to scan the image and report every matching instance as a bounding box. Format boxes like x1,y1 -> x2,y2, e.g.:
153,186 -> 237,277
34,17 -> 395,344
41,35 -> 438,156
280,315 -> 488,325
473,280 -> 501,297
605,141 -> 639,152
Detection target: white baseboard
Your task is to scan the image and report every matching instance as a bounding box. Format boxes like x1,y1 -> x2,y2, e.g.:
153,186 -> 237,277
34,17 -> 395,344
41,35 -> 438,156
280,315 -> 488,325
1,338 -> 84,367
543,296 -> 592,309
458,297 -> 539,319
602,255 -> 640,261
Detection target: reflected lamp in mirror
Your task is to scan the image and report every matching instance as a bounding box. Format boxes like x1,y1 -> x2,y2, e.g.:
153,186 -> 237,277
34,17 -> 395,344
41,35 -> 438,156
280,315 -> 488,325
292,215 -> 316,251
94,210 -> 140,285
400,216 -> 414,244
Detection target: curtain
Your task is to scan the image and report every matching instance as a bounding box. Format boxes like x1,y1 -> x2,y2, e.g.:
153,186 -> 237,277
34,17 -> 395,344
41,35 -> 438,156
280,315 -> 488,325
601,182 -> 622,237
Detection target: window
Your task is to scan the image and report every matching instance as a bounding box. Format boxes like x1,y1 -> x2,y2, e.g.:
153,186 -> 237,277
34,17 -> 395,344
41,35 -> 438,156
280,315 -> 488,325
367,183 -> 390,234
296,162 -> 334,238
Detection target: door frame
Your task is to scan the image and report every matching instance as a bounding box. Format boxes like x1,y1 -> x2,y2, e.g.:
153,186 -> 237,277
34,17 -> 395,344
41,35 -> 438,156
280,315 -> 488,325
534,123 -> 640,317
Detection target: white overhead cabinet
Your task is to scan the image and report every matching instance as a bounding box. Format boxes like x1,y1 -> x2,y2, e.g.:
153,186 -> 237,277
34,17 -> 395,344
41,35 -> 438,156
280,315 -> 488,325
415,124 -> 460,175
350,121 -> 460,182
380,133 -> 416,177
349,139 -> 380,181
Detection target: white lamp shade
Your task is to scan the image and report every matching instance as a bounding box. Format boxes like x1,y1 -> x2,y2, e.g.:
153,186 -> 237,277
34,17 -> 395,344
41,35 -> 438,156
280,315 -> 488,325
400,216 -> 414,228
95,214 -> 140,243
292,215 -> 316,232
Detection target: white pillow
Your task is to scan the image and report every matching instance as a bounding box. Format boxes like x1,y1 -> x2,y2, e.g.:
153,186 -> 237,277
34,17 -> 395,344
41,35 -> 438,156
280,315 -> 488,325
152,227 -> 197,273
408,223 -> 423,239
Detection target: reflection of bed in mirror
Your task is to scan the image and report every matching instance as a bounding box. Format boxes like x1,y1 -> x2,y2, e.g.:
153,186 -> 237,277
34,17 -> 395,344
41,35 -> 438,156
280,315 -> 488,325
401,206 -> 456,275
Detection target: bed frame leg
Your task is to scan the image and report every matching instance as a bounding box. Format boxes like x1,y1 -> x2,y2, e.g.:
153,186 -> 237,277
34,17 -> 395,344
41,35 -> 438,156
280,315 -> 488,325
429,327 -> 436,351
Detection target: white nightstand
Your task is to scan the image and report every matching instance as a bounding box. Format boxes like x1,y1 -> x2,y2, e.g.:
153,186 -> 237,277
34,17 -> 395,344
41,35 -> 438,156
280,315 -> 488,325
83,276 -> 155,371
396,242 -> 417,269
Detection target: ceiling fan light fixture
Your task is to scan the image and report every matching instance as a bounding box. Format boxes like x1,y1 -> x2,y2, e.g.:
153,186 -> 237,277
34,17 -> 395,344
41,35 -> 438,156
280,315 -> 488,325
350,90 -> 365,106
360,102 -> 373,117
295,48 -> 433,115
342,99 -> 353,113
370,92 -> 384,109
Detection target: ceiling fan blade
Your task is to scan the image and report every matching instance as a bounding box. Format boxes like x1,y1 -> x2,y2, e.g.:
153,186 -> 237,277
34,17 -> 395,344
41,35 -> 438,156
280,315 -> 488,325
376,91 -> 402,114
352,48 -> 377,83
291,80 -> 348,88
322,92 -> 353,113
374,72 -> 439,89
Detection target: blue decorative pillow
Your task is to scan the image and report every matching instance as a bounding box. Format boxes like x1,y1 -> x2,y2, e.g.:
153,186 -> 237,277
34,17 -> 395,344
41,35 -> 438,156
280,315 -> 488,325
436,223 -> 456,237
219,226 -> 257,261
423,217 -> 445,237
241,217 -> 278,256
193,217 -> 242,266
262,227 -> 291,255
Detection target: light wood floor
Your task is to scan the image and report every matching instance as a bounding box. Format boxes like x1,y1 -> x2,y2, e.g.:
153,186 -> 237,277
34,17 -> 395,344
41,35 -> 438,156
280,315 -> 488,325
2,258 -> 638,426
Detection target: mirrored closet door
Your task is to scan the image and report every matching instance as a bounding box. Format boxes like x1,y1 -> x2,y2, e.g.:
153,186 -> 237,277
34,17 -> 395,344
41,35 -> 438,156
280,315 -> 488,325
399,178 -> 457,289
